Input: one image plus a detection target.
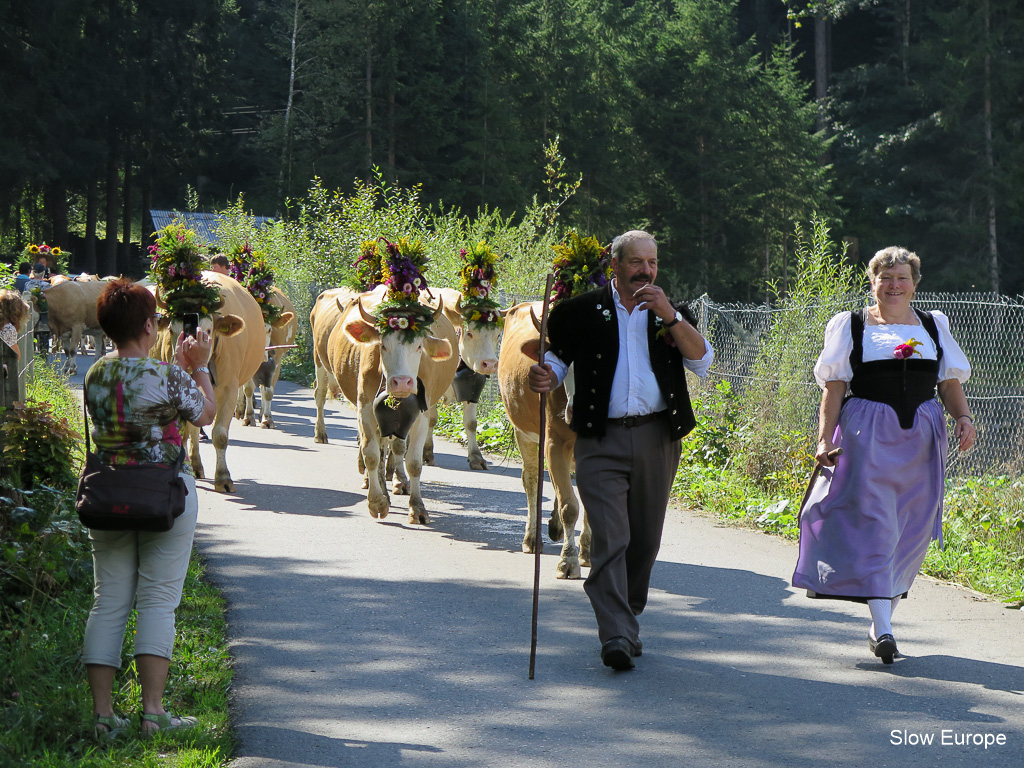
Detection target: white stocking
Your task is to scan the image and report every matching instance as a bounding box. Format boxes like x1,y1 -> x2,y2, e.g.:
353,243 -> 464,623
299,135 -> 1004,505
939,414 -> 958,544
868,598 -> 893,639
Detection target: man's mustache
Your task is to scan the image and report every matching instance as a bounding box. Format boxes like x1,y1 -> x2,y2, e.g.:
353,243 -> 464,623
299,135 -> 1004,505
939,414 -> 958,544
630,274 -> 653,284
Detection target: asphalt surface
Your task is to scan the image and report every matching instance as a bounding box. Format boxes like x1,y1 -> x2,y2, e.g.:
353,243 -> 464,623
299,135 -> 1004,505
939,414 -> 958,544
69,357 -> 1024,767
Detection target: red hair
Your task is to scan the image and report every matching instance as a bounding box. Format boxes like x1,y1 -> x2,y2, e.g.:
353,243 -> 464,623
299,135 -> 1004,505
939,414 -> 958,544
96,279 -> 156,346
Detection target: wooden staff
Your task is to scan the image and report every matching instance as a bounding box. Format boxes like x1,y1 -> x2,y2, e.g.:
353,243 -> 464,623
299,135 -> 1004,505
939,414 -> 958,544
529,273 -> 555,680
797,447 -> 843,524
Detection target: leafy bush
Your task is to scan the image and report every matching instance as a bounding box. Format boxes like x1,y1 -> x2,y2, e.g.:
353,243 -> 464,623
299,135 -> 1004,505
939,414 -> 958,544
1,401 -> 81,491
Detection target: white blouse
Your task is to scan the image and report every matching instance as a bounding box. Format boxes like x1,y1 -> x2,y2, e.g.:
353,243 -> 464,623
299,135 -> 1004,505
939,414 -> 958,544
813,310 -> 971,391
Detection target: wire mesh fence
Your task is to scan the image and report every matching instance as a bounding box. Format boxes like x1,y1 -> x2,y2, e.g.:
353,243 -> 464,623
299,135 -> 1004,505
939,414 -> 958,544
275,283 -> 1024,479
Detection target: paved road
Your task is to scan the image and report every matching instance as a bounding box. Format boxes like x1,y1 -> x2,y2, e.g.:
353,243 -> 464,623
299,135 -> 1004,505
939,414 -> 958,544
70,356 -> 1024,767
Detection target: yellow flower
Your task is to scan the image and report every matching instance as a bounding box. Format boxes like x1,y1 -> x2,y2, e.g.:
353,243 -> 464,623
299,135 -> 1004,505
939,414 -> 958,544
52,247 -> 62,256
29,244 -> 39,253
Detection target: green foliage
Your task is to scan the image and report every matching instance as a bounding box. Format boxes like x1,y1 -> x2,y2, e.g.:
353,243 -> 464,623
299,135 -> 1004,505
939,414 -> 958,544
0,262 -> 14,289
1,401 -> 81,491
433,402 -> 519,459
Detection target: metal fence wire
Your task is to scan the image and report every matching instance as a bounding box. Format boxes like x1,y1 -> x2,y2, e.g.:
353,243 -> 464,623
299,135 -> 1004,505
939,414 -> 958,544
284,283 -> 1023,479
690,292 -> 1024,478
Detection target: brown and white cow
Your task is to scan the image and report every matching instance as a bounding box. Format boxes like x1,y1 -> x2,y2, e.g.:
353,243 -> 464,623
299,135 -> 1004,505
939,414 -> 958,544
497,301 -> 591,579
41,279 -> 109,373
420,287 -> 501,470
237,286 -> 298,429
152,271 -> 265,492
311,286 -> 360,442
316,287 -> 458,524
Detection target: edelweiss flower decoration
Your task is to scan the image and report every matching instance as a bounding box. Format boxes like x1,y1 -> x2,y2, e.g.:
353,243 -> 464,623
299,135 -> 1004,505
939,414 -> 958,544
228,244 -> 283,325
549,231 -> 612,305
458,240 -> 503,329
375,237 -> 434,341
148,223 -> 221,318
894,338 -> 923,359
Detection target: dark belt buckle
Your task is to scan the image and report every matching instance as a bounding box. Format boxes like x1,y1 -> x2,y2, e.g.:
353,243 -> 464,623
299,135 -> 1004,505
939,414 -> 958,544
621,415 -> 638,428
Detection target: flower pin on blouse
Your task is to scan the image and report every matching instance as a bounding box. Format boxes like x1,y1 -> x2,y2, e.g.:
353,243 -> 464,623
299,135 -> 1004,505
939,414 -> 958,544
894,338 -> 923,359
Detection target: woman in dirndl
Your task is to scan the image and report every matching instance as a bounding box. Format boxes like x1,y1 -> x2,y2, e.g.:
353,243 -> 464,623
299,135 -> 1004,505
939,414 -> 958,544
792,246 -> 975,663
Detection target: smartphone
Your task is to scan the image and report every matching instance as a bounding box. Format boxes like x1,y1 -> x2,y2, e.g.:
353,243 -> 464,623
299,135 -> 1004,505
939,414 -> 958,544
183,312 -> 200,339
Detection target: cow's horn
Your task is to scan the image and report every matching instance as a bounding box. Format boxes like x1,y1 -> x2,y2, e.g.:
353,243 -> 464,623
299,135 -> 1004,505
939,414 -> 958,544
155,288 -> 167,310
454,294 -> 463,314
432,295 -> 445,320
357,296 -> 377,324
530,304 -> 542,331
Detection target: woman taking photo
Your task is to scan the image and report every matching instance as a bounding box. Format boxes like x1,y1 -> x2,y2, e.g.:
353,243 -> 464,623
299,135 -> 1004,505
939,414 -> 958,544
82,279 -> 216,737
793,247 -> 975,663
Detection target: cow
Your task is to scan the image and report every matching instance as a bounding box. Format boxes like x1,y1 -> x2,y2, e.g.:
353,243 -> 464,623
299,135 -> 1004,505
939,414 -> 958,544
420,287 -> 501,470
311,286 -> 360,443
236,286 -> 298,429
497,301 -> 591,579
316,287 -> 458,524
40,279 -> 109,373
152,270 -> 265,492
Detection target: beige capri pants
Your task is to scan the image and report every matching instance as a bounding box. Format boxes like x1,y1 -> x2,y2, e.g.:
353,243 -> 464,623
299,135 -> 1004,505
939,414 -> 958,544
82,473 -> 198,668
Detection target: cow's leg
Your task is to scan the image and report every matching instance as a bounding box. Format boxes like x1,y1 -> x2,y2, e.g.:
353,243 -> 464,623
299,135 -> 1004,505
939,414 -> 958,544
388,437 -> 409,495
548,436 -> 581,579
64,329 -> 80,375
462,401 -> 488,470
360,406 -> 390,519
211,391 -> 238,493
516,427 -> 542,554
259,382 -> 275,428
183,422 -> 205,480
237,380 -> 257,426
422,404 -> 437,466
404,414 -> 430,525
313,364 -> 332,443
579,507 -> 592,568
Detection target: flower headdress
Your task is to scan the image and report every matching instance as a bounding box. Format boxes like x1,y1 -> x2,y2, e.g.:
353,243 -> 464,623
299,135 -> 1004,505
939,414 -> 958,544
549,231 -> 612,305
352,239 -> 385,290
148,223 -> 222,318
374,237 -> 434,340
228,243 -> 284,326
458,241 -> 503,329
22,242 -> 69,273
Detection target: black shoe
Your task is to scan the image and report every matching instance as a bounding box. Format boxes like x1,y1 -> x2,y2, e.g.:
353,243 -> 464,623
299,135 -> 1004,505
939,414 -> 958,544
634,638 -> 642,657
601,637 -> 636,670
869,633 -> 898,664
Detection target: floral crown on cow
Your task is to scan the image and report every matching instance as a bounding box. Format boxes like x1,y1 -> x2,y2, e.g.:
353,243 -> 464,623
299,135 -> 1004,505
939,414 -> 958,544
458,241 -> 503,329
149,223 -> 222,318
352,239 -> 385,291
22,242 -> 69,274
549,231 -> 612,305
374,237 -> 434,340
228,243 -> 284,326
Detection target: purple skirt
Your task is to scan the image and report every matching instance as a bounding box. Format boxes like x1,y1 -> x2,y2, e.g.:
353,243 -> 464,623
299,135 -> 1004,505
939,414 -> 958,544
792,397 -> 947,602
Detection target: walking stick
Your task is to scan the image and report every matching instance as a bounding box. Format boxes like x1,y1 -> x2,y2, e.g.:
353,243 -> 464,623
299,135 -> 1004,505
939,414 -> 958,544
797,448 -> 843,524
529,273 -> 555,680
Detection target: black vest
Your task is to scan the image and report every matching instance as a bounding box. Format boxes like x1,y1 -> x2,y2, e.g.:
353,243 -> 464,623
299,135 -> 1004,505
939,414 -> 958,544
546,284 -> 697,439
847,308 -> 943,429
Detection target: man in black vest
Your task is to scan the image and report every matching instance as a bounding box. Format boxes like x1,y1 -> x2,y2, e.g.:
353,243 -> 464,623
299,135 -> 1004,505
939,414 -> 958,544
529,230 -> 713,670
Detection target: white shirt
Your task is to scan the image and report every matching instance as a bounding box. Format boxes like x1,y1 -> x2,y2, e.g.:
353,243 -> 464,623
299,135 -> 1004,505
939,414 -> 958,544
545,281 -> 714,417
814,310 -> 971,392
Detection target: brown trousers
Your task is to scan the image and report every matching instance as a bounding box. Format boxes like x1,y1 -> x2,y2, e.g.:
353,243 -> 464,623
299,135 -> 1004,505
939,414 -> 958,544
575,416 -> 681,646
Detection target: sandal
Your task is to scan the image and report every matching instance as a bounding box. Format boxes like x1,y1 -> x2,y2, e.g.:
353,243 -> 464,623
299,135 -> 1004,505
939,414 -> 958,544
94,713 -> 130,741
140,711 -> 198,735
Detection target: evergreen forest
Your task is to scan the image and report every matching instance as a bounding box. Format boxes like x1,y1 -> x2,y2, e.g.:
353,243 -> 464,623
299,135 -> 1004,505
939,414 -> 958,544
2,0 -> 1023,301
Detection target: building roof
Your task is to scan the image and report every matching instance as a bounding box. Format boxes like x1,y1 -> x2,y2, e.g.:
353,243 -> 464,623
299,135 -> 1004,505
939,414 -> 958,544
148,210 -> 274,247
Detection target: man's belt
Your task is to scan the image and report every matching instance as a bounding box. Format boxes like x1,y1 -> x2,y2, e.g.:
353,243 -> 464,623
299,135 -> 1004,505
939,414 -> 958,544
607,411 -> 667,428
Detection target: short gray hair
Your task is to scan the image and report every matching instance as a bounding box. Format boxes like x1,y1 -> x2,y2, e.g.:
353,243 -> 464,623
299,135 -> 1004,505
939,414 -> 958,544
869,246 -> 921,285
610,230 -> 657,261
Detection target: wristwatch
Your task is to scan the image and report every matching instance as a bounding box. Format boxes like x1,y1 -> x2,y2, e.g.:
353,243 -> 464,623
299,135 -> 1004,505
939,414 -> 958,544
664,310 -> 683,329
193,366 -> 211,375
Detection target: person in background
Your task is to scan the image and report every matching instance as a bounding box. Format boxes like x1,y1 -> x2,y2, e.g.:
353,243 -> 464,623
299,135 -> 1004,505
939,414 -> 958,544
14,263 -> 32,293
209,254 -> 231,275
82,278 -> 217,738
793,246 -> 975,663
1,289 -> 30,370
528,230 -> 714,670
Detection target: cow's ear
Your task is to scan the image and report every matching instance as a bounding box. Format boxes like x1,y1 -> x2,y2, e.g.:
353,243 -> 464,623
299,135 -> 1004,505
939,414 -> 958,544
213,314 -> 245,337
423,336 -> 452,361
520,338 -> 541,361
344,319 -> 378,344
271,311 -> 295,329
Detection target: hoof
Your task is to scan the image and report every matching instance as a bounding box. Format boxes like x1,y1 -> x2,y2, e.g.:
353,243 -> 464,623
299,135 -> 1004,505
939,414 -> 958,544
522,537 -> 537,555
313,432 -> 328,444
241,417 -> 253,426
469,458 -> 489,471
369,502 -> 390,520
548,516 -> 564,543
423,452 -> 435,466
556,559 -> 582,580
214,478 -> 235,494
261,421 -> 274,429
409,509 -> 431,525
392,481 -> 409,496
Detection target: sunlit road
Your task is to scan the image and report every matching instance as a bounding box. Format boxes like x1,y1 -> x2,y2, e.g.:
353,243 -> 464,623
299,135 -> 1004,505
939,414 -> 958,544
70,355 -> 1024,767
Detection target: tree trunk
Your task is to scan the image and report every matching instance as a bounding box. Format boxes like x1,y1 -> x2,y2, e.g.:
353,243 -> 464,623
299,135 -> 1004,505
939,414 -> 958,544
388,90 -> 396,173
983,0 -> 999,292
102,141 -> 119,276
814,15 -> 831,132
120,137 -> 132,276
45,182 -> 69,254
365,39 -> 373,176
276,0 -> 300,215
83,179 -> 98,273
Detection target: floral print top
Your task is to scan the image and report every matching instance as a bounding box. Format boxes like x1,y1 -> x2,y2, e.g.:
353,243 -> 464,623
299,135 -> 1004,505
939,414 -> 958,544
84,356 -> 205,471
